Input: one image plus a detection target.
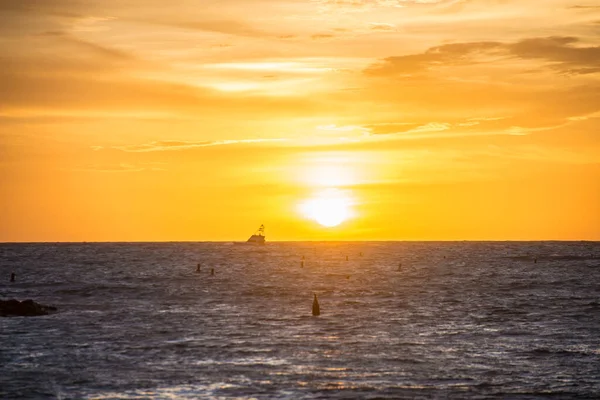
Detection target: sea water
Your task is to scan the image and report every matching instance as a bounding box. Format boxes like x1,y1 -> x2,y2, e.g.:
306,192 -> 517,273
1,242 -> 599,399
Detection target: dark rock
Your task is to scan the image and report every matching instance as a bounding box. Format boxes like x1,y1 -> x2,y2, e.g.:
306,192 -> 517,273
0,299 -> 57,317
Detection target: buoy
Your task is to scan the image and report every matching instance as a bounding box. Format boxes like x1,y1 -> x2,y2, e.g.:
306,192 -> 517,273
534,258 -> 537,264
398,263 -> 402,271
10,272 -> 16,282
359,252 -> 363,257
312,294 -> 320,316
345,255 -> 349,261
210,268 -> 215,276
300,260 -> 304,268
196,263 -> 201,272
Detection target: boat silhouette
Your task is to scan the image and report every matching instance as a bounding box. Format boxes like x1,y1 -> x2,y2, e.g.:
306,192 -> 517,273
234,224 -> 266,245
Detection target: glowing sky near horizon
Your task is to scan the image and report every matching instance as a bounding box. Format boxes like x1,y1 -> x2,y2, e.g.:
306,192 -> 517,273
0,0 -> 599,241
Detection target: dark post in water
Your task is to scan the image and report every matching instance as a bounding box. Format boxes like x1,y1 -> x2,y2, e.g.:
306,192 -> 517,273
312,293 -> 320,316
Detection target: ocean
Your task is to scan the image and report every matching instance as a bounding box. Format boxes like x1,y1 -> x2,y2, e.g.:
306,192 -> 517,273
1,242 -> 599,399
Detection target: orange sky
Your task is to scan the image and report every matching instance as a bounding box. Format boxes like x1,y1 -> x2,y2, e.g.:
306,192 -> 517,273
1,0 -> 599,241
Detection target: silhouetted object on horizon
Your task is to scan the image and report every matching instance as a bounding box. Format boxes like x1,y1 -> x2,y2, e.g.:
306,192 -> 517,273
1,299 -> 57,317
196,263 -> 201,272
10,272 -> 15,282
246,224 -> 266,245
210,268 -> 215,276
312,294 -> 320,316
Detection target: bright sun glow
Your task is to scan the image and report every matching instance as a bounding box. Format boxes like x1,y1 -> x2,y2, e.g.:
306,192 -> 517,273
299,188 -> 353,227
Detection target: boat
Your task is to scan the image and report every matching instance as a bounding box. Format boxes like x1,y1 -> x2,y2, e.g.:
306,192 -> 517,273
235,224 -> 266,245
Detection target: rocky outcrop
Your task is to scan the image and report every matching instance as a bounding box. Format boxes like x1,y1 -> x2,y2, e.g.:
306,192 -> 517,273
0,299 -> 57,317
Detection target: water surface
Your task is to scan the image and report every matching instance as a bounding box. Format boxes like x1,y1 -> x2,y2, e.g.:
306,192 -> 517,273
1,242 -> 599,399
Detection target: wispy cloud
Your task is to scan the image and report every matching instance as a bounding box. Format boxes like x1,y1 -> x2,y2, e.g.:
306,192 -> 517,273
113,138 -> 287,152
39,30 -> 133,60
71,163 -> 165,173
566,110 -> 600,121
365,36 -> 600,76
311,33 -> 336,40
151,19 -> 268,37
362,115 -> 583,138
314,0 -> 448,12
569,5 -> 600,9
369,22 -> 396,31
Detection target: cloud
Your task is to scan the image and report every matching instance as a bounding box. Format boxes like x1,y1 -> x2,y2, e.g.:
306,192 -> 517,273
0,0 -> 86,18
311,33 -> 336,40
359,113 -> 595,140
156,19 -> 268,37
72,163 -> 159,173
365,41 -> 502,75
315,0 -> 448,12
0,61 -> 330,118
569,5 -> 600,9
38,30 -> 133,60
316,124 -> 371,137
364,122 -> 422,134
369,22 -> 396,31
509,37 -> 600,73
365,36 -> 600,76
313,0 -> 406,14
367,121 -> 452,135
566,110 -> 600,121
113,138 -> 286,152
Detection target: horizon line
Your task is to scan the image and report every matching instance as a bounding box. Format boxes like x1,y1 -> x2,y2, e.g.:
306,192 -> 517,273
1,239 -> 598,244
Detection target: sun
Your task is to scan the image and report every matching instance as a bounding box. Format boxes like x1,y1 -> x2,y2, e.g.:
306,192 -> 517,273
299,188 -> 353,227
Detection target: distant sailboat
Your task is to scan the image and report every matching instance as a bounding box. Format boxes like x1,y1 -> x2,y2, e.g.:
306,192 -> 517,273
233,224 -> 266,245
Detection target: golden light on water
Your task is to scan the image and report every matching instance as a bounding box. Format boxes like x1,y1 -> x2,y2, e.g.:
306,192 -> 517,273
299,188 -> 354,227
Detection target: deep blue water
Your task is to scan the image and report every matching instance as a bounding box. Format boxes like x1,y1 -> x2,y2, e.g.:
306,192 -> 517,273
1,242 -> 599,399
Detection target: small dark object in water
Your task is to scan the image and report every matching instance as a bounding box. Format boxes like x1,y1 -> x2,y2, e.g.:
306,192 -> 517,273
534,258 -> 537,264
312,294 -> 320,316
359,252 -> 363,257
300,260 -> 304,268
345,255 -> 349,261
10,272 -> 15,282
210,268 -> 215,276
398,263 -> 402,271
346,275 -> 350,279
196,263 -> 201,272
1,299 -> 57,317
302,255 -> 305,260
